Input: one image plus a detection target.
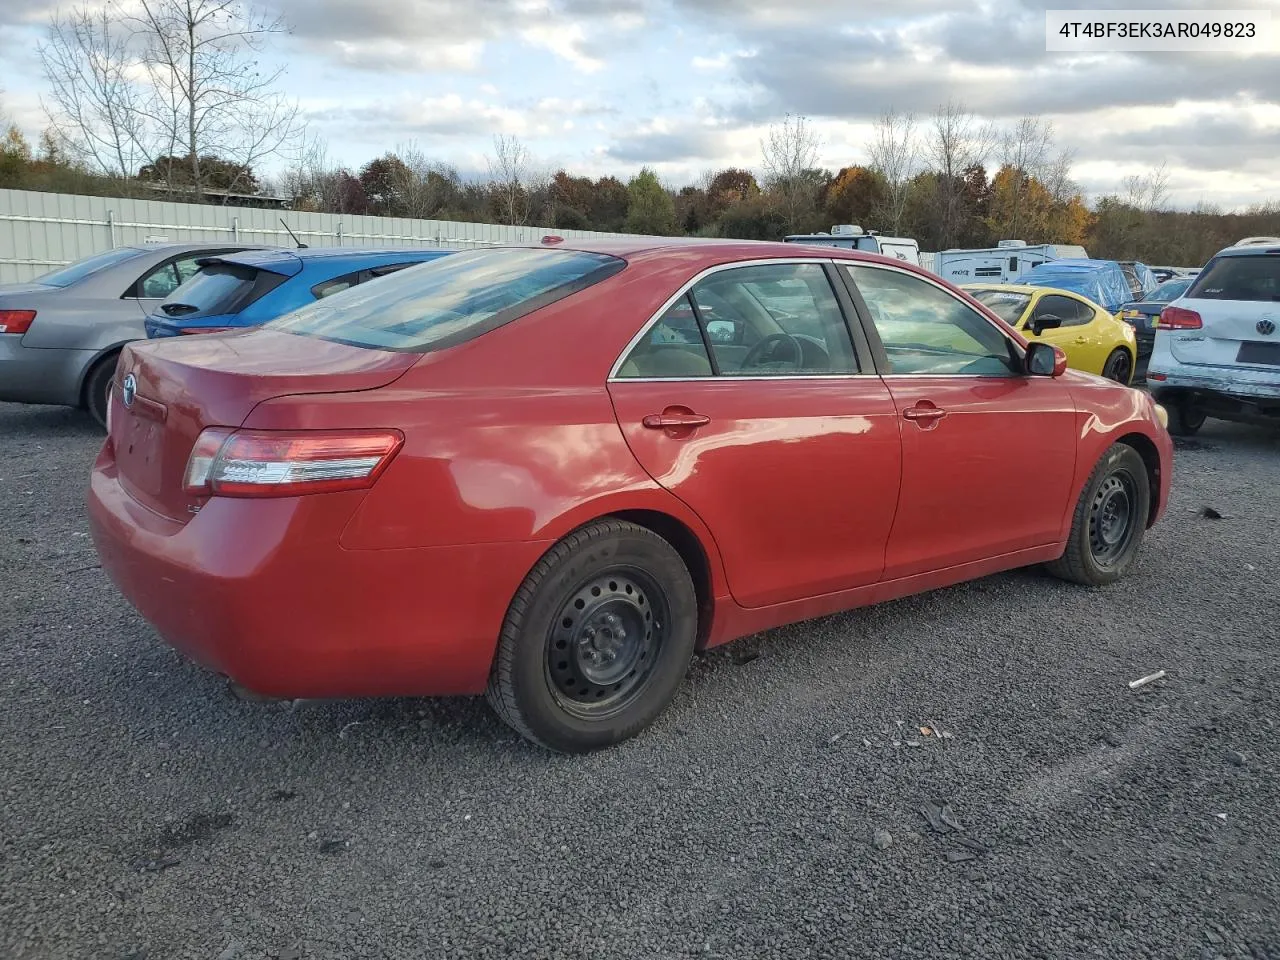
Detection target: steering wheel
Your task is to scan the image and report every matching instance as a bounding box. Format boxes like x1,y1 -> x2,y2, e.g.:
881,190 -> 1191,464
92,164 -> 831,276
741,333 -> 805,371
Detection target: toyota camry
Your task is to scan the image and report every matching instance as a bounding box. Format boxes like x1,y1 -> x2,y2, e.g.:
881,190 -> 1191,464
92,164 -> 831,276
88,238 -> 1174,752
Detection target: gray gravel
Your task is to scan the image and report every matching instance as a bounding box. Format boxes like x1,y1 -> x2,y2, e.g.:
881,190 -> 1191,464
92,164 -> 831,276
1,400 -> 1278,960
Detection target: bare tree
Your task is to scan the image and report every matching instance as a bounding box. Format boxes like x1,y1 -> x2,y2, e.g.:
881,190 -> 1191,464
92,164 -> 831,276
1042,147 -> 1079,204
867,108 -> 918,235
761,113 -> 822,231
998,115 -> 1055,238
487,134 -> 533,225
389,140 -> 463,220
925,101 -> 996,248
37,6 -> 152,179
1123,162 -> 1171,211
131,0 -> 302,198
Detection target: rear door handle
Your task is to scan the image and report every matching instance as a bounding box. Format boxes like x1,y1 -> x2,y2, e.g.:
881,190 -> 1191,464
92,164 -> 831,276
643,412 -> 711,429
903,406 -> 946,422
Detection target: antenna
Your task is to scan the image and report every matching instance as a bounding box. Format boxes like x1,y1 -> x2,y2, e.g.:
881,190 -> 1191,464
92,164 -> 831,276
279,218 -> 308,249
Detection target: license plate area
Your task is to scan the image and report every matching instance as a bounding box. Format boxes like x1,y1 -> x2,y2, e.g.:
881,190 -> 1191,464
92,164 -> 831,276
117,409 -> 166,495
1236,341 -> 1280,365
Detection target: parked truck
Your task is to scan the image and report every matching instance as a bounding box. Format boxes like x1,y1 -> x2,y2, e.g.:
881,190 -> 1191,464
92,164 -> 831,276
934,240 -> 1089,285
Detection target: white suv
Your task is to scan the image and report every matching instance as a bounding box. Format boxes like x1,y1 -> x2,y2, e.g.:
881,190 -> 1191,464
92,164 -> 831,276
1147,241 -> 1280,435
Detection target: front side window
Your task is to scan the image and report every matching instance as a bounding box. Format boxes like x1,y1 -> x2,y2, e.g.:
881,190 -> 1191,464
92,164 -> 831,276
1033,294 -> 1091,329
269,248 -> 625,352
1187,255 -> 1280,302
615,262 -> 858,378
844,265 -> 1019,376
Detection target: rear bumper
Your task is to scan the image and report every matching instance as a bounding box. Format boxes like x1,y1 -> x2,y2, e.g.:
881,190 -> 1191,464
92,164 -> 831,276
1148,357 -> 1280,422
87,446 -> 550,698
0,336 -> 91,406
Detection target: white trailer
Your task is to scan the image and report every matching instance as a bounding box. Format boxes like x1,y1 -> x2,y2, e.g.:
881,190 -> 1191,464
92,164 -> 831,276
934,240 -> 1088,285
784,225 -> 921,266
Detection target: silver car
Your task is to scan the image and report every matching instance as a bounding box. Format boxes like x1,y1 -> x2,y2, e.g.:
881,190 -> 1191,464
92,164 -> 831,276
0,242 -> 269,427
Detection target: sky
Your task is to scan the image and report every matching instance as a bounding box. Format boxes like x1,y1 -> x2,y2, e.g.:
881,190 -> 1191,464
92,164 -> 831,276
1,0 -> 1279,212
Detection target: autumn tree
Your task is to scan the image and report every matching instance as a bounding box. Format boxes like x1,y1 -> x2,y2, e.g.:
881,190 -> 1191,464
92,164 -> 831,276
625,167 -> 676,235
823,166 -> 889,230
924,101 -> 996,248
705,168 -> 760,217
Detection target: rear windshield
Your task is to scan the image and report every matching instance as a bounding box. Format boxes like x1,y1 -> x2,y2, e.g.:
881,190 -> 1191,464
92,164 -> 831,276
1187,255 -> 1280,302
157,263 -> 261,319
969,289 -> 1031,325
34,247 -> 148,287
267,248 -> 626,352
1144,278 -> 1192,303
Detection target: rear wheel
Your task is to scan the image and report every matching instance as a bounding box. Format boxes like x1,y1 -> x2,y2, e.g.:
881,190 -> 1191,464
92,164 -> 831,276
1046,443 -> 1150,586
1166,400 -> 1205,436
83,352 -> 119,430
486,519 -> 698,753
1102,348 -> 1132,384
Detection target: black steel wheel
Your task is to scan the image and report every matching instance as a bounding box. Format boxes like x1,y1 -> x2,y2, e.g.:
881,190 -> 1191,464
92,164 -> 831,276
1102,348 -> 1132,384
1046,443 -> 1151,586
486,519 -> 698,752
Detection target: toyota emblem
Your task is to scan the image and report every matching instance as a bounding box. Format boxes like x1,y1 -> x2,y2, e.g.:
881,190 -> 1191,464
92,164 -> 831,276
1258,318 -> 1277,336
122,373 -> 137,407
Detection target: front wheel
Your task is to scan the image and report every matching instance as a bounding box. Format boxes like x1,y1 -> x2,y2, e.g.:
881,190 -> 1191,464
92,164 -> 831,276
1045,443 -> 1150,586
486,519 -> 698,752
1102,348 -> 1132,384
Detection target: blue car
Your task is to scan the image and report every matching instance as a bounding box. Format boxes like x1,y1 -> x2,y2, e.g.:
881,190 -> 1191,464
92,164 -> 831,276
145,247 -> 454,338
1020,259 -> 1135,315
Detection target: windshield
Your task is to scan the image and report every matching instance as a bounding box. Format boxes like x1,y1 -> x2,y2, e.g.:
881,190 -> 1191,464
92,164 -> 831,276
33,247 -> 148,287
268,248 -> 626,352
1187,255 -> 1280,302
968,289 -> 1031,325
1144,278 -> 1192,303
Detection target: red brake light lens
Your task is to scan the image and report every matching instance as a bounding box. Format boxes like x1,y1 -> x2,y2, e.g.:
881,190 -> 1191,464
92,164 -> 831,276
183,428 -> 403,498
0,310 -> 36,335
1158,306 -> 1202,330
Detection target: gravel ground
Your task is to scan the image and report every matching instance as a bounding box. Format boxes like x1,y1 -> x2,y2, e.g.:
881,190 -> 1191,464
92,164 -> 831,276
1,400 -> 1278,960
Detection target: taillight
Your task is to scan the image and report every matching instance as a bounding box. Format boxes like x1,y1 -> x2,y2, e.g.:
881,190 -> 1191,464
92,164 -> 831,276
1158,306 -> 1202,329
183,428 -> 403,498
178,326 -> 236,335
0,310 -> 36,335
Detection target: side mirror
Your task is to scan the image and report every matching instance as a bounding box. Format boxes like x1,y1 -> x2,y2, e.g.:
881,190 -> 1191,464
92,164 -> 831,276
1026,341 -> 1068,377
1028,313 -> 1063,336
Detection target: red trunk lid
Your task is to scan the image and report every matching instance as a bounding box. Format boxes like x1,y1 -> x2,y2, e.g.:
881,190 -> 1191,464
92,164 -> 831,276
109,329 -> 418,521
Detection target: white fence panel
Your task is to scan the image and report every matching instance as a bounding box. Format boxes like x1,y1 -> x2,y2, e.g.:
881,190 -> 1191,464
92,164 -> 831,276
0,188 -> 635,283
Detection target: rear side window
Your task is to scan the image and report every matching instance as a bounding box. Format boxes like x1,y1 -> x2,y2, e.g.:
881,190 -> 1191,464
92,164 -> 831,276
269,249 -> 626,352
1188,255 -> 1280,302
33,247 -> 147,287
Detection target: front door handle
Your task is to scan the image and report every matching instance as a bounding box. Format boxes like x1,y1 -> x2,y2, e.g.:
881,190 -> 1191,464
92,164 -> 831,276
903,404 -> 946,423
643,412 -> 711,429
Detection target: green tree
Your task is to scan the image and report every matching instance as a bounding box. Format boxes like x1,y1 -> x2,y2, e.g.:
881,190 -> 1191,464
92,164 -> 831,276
0,125 -> 33,186
625,167 -> 676,235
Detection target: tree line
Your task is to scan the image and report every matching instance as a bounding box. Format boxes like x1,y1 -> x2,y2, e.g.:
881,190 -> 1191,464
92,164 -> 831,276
2,1 -> 1276,268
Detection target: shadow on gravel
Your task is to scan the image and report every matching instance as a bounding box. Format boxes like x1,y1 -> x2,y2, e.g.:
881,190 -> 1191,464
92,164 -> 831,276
0,403 -> 104,440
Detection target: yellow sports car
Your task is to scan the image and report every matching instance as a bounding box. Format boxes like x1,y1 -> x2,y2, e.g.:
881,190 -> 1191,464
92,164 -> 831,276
963,283 -> 1138,384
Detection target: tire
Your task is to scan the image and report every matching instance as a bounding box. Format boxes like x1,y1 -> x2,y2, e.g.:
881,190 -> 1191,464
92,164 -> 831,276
83,352 -> 120,430
1166,400 -> 1205,437
486,519 -> 698,753
1045,443 -> 1151,587
1102,348 -> 1132,384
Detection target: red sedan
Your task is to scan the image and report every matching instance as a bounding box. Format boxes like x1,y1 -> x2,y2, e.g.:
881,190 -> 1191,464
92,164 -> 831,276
88,239 -> 1174,752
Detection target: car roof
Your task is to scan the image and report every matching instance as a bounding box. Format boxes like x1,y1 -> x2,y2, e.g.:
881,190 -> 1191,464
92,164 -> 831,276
1214,242 -> 1280,257
961,283 -> 1042,294
120,242 -> 275,254
496,236 -> 919,269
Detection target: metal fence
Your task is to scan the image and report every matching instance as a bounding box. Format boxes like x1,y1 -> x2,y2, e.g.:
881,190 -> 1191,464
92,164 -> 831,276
0,188 -> 634,283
